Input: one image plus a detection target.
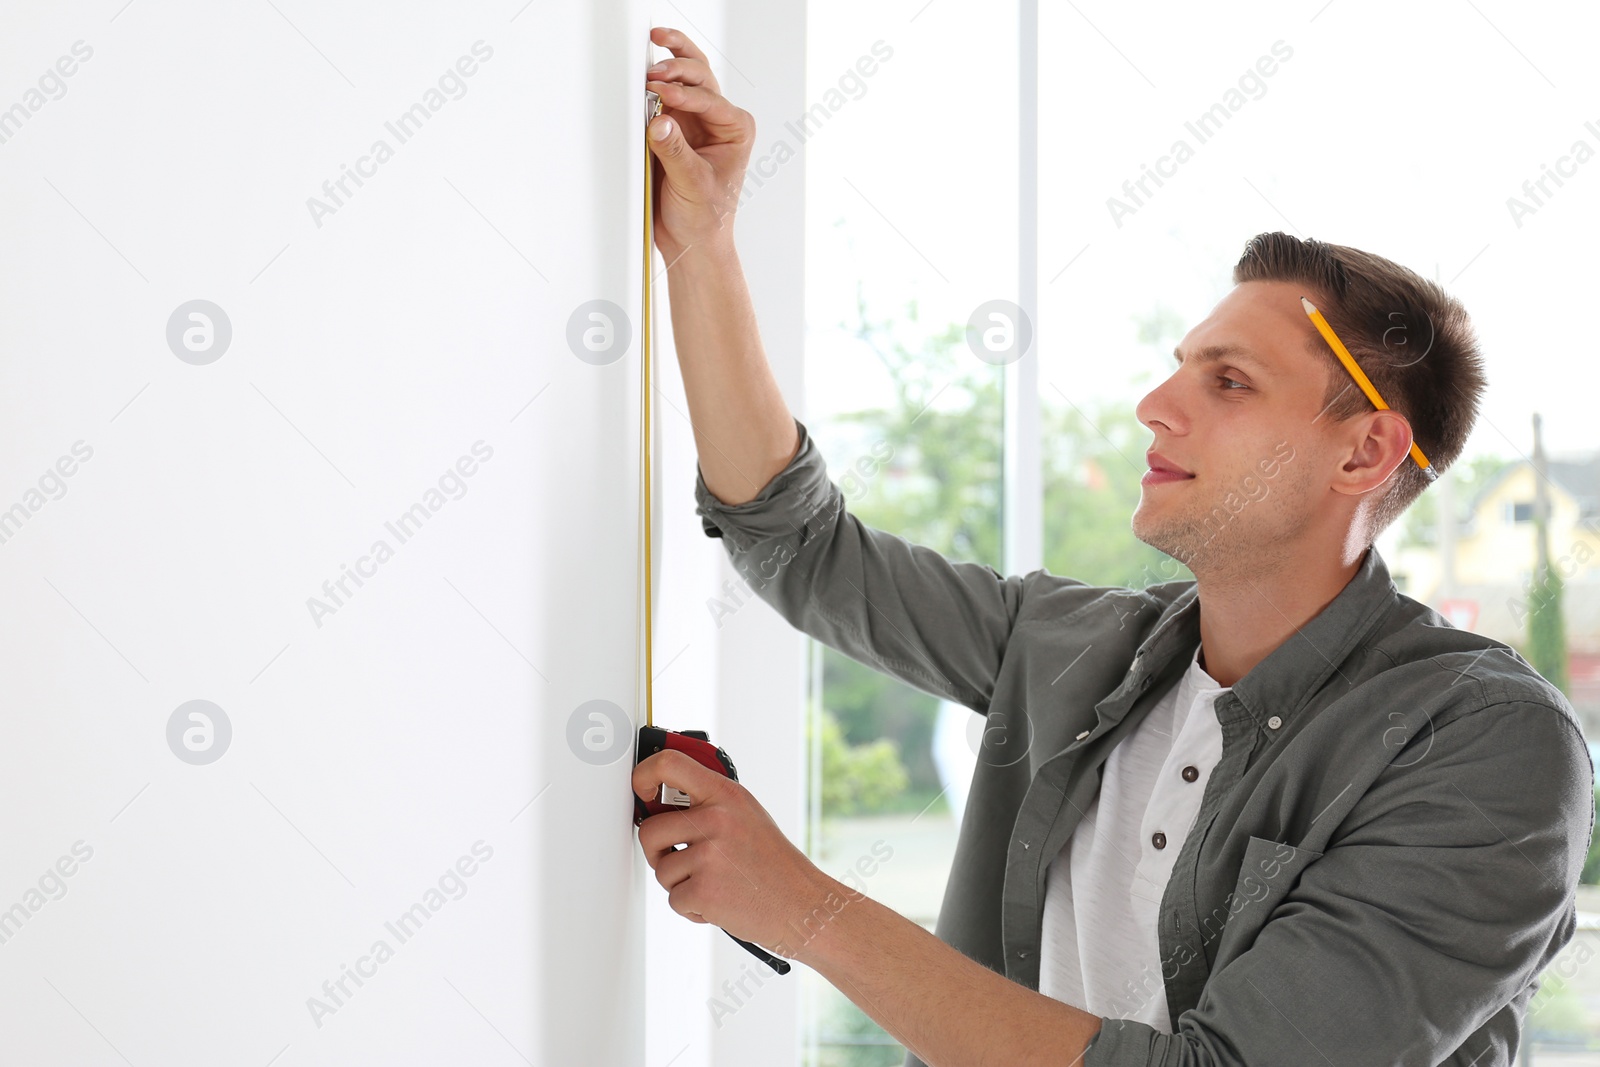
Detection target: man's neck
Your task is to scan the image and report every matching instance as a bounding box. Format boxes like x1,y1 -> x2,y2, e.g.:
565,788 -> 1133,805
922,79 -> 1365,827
1194,541 -> 1369,688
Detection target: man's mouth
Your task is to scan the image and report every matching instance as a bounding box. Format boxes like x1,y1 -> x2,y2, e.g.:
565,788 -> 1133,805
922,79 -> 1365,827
1143,450 -> 1195,485
1145,447 -> 1196,473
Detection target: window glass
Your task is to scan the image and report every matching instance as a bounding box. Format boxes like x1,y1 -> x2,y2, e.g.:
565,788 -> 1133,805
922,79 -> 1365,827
1037,2 -> 1600,1056
802,2 -> 1016,1061
801,0 -> 1600,1060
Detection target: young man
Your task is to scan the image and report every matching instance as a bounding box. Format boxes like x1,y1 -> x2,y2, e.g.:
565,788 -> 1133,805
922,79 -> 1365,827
632,26 -> 1594,1067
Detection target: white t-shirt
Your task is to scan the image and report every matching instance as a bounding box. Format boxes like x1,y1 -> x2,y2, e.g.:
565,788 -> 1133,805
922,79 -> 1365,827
1038,641 -> 1231,1029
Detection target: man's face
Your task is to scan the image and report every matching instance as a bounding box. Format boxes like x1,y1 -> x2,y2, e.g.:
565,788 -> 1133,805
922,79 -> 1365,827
1131,279 -> 1343,578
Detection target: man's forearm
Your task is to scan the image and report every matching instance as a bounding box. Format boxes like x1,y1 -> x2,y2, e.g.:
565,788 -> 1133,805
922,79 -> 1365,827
792,875 -> 1104,1067
661,237 -> 800,506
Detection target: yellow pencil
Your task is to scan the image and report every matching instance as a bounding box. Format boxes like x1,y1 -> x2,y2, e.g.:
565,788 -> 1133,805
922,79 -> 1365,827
1300,296 -> 1436,482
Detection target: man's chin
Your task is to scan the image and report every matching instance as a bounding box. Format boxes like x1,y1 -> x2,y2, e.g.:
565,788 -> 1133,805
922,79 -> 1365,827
1131,509 -> 1195,566
1129,510 -> 1166,554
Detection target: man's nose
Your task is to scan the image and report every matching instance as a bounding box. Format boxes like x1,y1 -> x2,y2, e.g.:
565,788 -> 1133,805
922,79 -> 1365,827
1136,374 -> 1186,436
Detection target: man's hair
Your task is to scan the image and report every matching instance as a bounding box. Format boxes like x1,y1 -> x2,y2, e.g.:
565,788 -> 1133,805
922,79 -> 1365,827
1232,231 -> 1488,540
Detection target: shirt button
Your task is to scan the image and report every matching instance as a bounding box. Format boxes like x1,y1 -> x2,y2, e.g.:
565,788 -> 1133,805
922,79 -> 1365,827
1181,765 -> 1199,782
1151,831 -> 1167,850
1075,729 -> 1090,741
1267,715 -> 1283,730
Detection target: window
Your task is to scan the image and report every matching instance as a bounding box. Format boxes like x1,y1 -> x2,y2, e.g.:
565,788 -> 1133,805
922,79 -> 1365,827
803,2 -> 1017,1062
801,0 -> 1600,1061
1035,4 -> 1600,1060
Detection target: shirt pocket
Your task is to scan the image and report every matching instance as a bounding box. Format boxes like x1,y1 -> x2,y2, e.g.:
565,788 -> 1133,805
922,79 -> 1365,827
1212,834 -> 1324,960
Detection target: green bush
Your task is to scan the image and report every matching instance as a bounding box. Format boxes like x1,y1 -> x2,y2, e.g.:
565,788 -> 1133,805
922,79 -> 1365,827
810,707 -> 910,819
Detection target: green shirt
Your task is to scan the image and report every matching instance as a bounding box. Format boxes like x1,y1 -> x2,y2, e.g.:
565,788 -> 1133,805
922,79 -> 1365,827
693,416 -> 1594,1067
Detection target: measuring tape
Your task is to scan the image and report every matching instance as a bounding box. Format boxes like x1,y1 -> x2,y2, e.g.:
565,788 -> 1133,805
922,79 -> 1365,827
641,87 -> 663,729
634,84 -> 794,977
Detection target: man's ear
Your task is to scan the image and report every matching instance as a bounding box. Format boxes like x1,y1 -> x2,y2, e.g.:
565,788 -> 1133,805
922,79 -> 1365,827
1331,409 -> 1412,497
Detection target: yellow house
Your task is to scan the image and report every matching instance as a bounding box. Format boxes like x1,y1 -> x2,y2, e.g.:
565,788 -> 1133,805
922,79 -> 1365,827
1387,456 -> 1600,733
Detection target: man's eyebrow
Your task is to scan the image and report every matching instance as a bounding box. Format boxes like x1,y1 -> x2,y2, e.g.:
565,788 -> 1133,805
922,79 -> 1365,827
1172,343 -> 1272,375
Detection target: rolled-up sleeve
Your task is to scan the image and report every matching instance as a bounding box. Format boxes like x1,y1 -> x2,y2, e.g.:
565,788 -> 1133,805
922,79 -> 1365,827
1085,699 -> 1594,1066
694,416 -> 1031,714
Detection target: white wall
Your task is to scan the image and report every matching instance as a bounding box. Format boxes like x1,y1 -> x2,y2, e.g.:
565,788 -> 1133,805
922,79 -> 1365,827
0,2 -> 807,1065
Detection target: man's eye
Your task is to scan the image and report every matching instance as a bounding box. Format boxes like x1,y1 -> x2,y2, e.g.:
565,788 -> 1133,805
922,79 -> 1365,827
1218,376 -> 1248,390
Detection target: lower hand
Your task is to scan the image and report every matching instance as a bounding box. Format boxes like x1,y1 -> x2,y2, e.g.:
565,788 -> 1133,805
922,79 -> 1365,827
633,747 -> 853,960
